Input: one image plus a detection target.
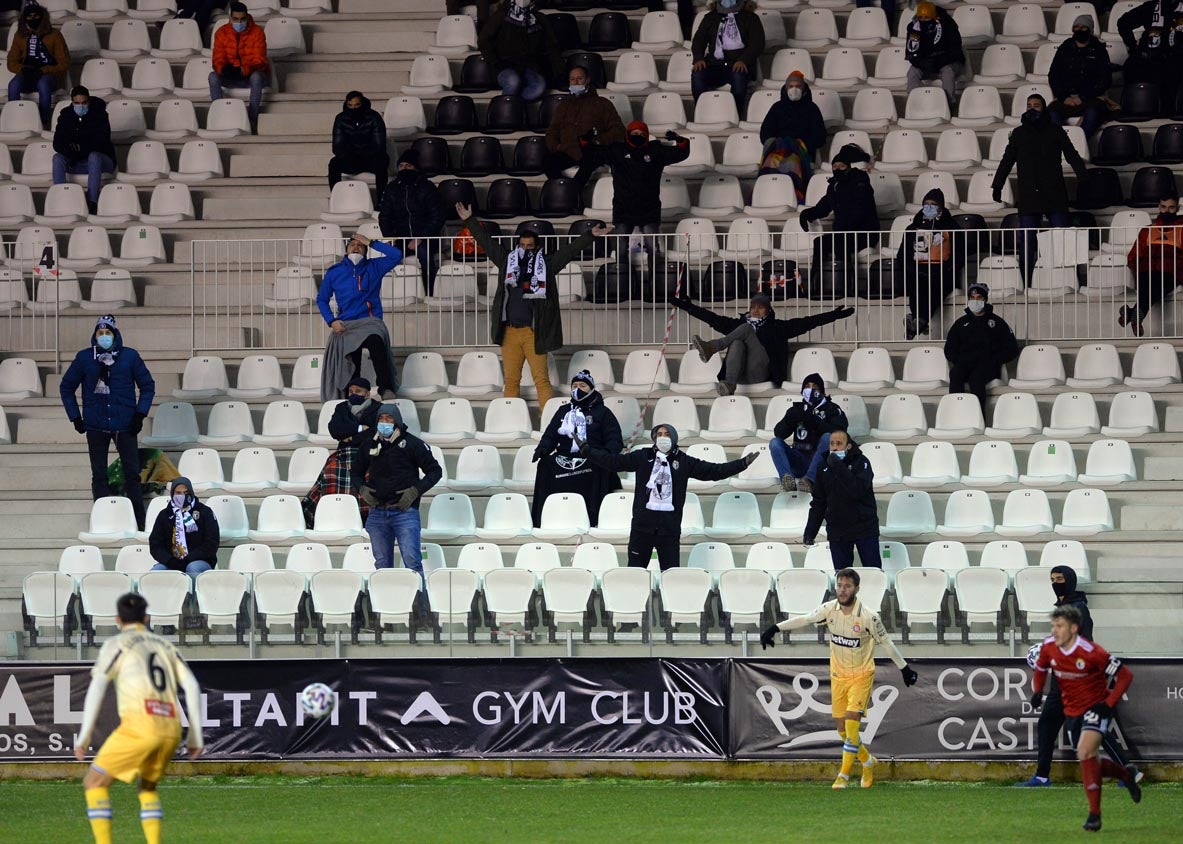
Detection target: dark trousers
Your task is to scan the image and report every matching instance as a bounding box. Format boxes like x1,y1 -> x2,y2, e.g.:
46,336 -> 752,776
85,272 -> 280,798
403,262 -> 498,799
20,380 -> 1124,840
1017,211 -> 1072,286
691,64 -> 750,115
1135,270 -> 1176,321
949,360 -> 993,411
543,150 -> 599,189
177,0 -> 223,32
1049,98 -> 1109,138
348,333 -> 396,393
1035,679 -> 1131,779
407,239 -> 440,297
905,264 -> 954,325
86,429 -> 145,529
626,527 -> 680,571
827,535 -> 882,570
329,149 -> 390,199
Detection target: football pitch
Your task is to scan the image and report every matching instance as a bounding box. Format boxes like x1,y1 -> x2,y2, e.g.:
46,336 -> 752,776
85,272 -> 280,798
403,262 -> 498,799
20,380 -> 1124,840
2,776 -> 1181,843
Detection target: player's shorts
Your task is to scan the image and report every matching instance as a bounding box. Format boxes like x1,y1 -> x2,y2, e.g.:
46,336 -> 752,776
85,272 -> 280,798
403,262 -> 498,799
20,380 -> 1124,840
830,671 -> 875,718
1064,705 -> 1113,747
92,722 -> 181,784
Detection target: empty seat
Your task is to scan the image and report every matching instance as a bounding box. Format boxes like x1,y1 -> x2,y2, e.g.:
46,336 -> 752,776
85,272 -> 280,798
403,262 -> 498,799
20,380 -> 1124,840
863,441 -> 903,487
421,398 -> 477,444
1056,488 -> 1113,537
997,489 -> 1054,537
277,447 -> 329,495
227,355 -> 282,399
248,494 -> 308,543
449,351 -> 503,398
895,568 -> 948,641
791,9 -> 839,47
198,99 -> 250,139
870,394 -> 927,439
964,440 -> 1020,487
533,493 -> 589,540
305,494 -> 365,542
998,4 -> 1048,44
141,402 -> 198,447
702,396 -> 757,442
846,87 -> 897,131
177,448 -> 224,493
877,129 -> 928,172
985,392 -> 1042,439
1019,440 -> 1078,487
929,394 -> 985,439
254,401 -> 309,446
1077,439 -> 1137,485
1067,343 -> 1123,388
704,492 -> 762,540
1043,393 -> 1100,438
78,497 -> 138,544
882,490 -> 936,537
903,441 -> 962,487
1102,392 -> 1158,437
898,86 -> 951,130
920,540 -> 971,582
616,350 -> 671,396
112,225 -> 166,267
222,448 -> 280,495
1125,343 -> 1180,388
937,490 -> 996,538
197,401 -> 254,446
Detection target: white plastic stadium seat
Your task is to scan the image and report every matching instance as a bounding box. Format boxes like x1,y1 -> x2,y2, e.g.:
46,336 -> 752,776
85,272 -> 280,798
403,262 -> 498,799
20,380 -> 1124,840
248,494 -> 307,542
1019,440 -> 1077,487
451,445 -> 506,491
112,225 -> 166,267
702,396 -> 757,442
881,490 -> 936,537
1077,439 -> 1137,485
863,442 -> 903,487
839,346 -> 895,391
78,498 -> 138,544
937,490 -> 996,538
964,441 -> 1020,488
142,402 -> 198,447
1056,489 -> 1113,537
869,394 -> 927,440
1102,392 -> 1158,437
1125,343 -> 1180,388
929,394 -> 985,439
902,442 -> 961,488
305,494 -> 365,542
1039,539 -> 1091,584
997,489 -> 1054,537
533,493 -> 589,541
997,4 -> 1048,44
1067,343 -> 1123,389
985,392 -> 1043,439
1043,393 -> 1100,438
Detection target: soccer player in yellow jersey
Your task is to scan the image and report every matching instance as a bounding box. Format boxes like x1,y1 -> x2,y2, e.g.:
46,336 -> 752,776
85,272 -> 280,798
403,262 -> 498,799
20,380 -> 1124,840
74,593 -> 204,844
760,567 -> 919,789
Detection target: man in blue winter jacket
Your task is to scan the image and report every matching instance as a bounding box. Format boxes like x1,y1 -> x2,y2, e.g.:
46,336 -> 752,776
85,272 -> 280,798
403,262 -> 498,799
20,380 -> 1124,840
60,315 -> 155,529
317,231 -> 413,402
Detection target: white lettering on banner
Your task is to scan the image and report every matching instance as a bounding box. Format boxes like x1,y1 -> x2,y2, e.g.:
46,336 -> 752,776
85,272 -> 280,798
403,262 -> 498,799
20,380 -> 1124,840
937,667 -> 1029,702
400,691 -> 450,725
0,675 -> 35,726
1168,687 -> 1182,700
254,693 -> 286,728
473,692 -> 566,726
939,717 -> 1038,751
224,692 -> 251,727
349,691 -> 376,725
52,676 -> 85,724
591,692 -> 696,726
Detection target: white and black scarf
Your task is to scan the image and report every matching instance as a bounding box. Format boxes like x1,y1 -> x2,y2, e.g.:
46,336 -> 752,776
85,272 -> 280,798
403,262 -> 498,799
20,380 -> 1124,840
505,247 -> 547,299
714,13 -> 744,60
557,405 -> 589,454
507,0 -> 536,27
93,347 -> 118,395
645,452 -> 674,511
745,312 -> 769,330
170,498 -> 198,558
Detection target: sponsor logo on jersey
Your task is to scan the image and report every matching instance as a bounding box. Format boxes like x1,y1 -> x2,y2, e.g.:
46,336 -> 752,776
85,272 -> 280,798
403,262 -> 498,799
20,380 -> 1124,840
145,699 -> 175,718
831,633 -> 861,648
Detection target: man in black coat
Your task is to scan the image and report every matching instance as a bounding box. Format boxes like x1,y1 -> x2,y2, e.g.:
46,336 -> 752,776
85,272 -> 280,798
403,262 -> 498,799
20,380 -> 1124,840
897,188 -> 964,340
990,94 -> 1089,285
1048,17 -> 1113,138
943,282 -> 1020,410
328,91 -> 389,200
769,372 -> 848,494
673,292 -> 854,392
583,424 -> 755,570
904,1 -> 964,107
327,375 -> 380,445
1119,0 -> 1183,116
378,149 -> 445,295
532,369 -> 623,526
803,429 -> 881,570
799,144 -> 880,292
51,86 -> 116,209
148,477 -> 219,581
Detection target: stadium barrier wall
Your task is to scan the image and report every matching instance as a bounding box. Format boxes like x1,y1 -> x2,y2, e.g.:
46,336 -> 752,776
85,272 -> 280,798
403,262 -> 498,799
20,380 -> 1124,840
2,658 -> 1180,763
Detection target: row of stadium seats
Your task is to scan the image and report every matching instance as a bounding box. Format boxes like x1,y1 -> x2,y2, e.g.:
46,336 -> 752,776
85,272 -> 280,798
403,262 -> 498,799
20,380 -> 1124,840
0,139 -> 222,184
1,97 -> 259,142
0,182 -> 194,224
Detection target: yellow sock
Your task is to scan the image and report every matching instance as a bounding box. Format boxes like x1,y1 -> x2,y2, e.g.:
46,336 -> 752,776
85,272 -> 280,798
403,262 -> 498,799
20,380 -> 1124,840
85,786 -> 113,844
139,791 -> 163,844
858,743 -> 872,764
841,718 -> 862,776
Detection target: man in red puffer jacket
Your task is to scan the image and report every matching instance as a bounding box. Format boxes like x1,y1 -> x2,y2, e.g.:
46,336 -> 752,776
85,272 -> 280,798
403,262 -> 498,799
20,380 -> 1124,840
208,2 -> 269,134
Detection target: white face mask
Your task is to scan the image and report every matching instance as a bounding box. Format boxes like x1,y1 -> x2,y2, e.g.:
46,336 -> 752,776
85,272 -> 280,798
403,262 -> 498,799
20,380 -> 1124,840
655,436 -> 672,454
786,87 -> 803,102
172,493 -> 187,508
802,387 -> 814,402
347,252 -> 363,265
968,299 -> 986,314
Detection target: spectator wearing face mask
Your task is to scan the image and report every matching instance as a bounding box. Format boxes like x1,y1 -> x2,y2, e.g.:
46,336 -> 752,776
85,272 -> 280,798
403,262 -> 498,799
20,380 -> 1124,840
301,376 -> 380,528
1121,193 -> 1183,336
456,201 -> 611,406
803,429 -> 882,570
378,149 -> 445,295
672,292 -> 855,395
532,370 -> 623,527
758,70 -> 827,202
943,282 -> 1020,410
356,404 -> 443,587
904,2 -> 963,107
148,477 -> 219,582
690,0 -> 765,114
582,424 -> 756,570
898,188 -> 964,340
991,94 -> 1089,286
1048,16 -> 1114,139
6,2 -> 69,129
52,86 -> 115,212
209,2 -> 270,135
1119,0 -> 1183,116
477,0 -> 564,103
798,143 -> 880,291
317,232 -> 410,402
60,315 -> 156,531
769,373 -> 848,494
329,90 -> 389,200
579,120 -> 688,268
543,64 -> 625,188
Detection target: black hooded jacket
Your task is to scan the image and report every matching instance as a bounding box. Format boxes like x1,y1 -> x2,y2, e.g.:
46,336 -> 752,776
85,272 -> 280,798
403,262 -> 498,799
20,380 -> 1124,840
990,104 -> 1088,215
378,168 -> 445,239
804,439 -> 878,542
148,482 -> 220,571
773,372 -> 848,453
759,81 -> 827,155
585,425 -> 749,535
803,167 -> 880,235
582,134 -> 691,227
327,397 -> 381,444
354,424 -> 443,508
671,298 -> 853,386
943,303 -> 1020,378
904,8 -> 964,74
1049,36 -> 1112,102
537,389 -> 623,457
53,95 -> 115,161
332,92 -> 387,157
1052,564 -> 1093,640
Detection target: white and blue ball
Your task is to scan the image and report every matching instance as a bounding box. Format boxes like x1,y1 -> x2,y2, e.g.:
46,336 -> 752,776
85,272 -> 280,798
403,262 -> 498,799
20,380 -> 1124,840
299,683 -> 336,719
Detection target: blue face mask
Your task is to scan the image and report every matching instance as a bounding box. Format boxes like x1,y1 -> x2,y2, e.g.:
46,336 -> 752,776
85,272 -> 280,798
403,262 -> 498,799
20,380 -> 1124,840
96,334 -> 114,350
232,20 -> 247,32
921,204 -> 939,219
73,104 -> 88,117
832,449 -> 847,460
376,422 -> 395,438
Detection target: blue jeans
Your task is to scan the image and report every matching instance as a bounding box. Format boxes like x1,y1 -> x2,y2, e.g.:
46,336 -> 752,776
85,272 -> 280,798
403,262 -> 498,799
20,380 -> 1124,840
769,434 -> 829,483
828,535 -> 882,571
7,72 -> 55,126
497,68 -> 547,102
1049,98 -> 1107,139
152,560 -> 213,583
691,64 -> 750,115
366,506 -> 424,586
1017,211 -> 1071,286
52,152 -> 115,204
208,69 -> 267,122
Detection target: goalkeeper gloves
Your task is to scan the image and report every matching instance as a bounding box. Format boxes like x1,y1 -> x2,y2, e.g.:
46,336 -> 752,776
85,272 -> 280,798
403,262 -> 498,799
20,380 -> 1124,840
759,625 -> 778,650
1029,691 -> 1043,709
900,665 -> 919,687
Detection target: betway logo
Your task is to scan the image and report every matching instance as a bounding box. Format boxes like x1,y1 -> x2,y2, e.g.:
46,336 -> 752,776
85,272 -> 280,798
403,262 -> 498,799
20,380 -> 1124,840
400,691 -> 450,726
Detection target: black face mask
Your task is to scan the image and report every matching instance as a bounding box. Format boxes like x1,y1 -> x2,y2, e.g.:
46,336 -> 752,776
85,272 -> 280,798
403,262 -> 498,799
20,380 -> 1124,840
348,394 -> 367,406
25,16 -> 42,28
1021,108 -> 1046,125
1160,211 -> 1178,223
627,134 -> 647,148
1073,30 -> 1090,44
1051,580 -> 1070,599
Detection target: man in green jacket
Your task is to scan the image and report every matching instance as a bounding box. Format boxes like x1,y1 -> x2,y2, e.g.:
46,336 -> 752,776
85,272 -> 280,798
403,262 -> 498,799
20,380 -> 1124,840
457,202 -> 611,405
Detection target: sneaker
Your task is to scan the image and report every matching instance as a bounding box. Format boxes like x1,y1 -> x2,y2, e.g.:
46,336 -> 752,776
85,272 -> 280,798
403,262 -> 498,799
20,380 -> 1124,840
832,773 -> 850,790
904,313 -> 917,341
692,334 -> 715,363
1125,765 -> 1143,803
1118,306 -> 1145,337
1083,813 -> 1102,832
780,474 -> 797,492
796,478 -> 812,495
380,389 -> 398,401
1013,775 -> 1051,787
716,381 -> 736,396
861,755 -> 876,788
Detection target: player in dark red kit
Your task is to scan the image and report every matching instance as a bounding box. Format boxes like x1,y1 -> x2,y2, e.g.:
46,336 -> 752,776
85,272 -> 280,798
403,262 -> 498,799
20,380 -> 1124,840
1032,605 -> 1141,831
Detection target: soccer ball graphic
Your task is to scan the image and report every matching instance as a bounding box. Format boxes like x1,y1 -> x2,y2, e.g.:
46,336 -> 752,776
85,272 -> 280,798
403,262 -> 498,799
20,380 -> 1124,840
1025,643 -> 1042,669
300,683 -> 336,719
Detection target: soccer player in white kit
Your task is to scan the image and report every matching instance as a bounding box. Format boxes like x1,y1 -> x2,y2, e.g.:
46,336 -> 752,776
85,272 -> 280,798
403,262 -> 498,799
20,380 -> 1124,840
761,567 -> 919,789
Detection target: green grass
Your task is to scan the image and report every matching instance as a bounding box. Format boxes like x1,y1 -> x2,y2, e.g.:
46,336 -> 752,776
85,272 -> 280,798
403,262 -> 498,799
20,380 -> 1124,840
2,776 -> 1180,843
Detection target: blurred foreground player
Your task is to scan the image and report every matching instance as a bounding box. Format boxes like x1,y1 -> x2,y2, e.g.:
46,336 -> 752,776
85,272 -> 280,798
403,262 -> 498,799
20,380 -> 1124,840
760,568 -> 918,789
1031,605 -> 1141,832
75,593 -> 204,844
